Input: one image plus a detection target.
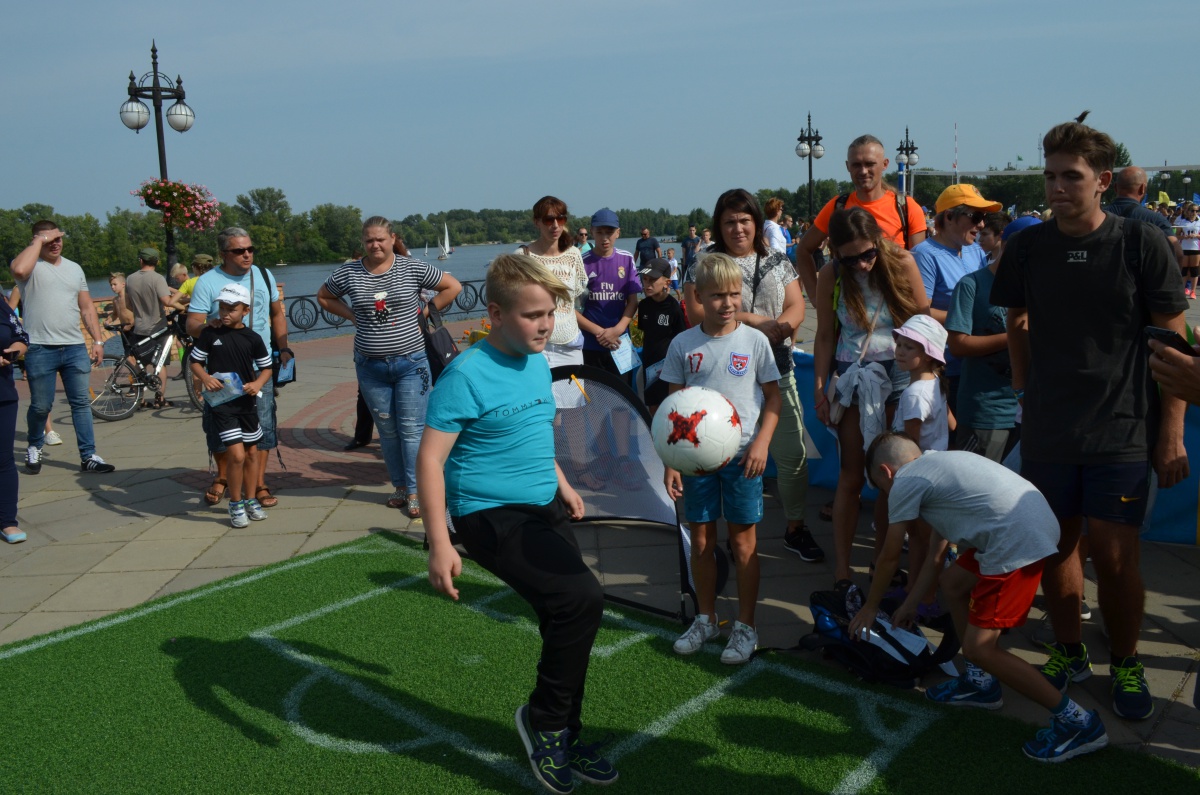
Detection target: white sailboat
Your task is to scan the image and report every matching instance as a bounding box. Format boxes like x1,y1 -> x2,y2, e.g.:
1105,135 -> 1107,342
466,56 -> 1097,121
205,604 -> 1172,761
437,223 -> 450,260
424,241 -> 429,256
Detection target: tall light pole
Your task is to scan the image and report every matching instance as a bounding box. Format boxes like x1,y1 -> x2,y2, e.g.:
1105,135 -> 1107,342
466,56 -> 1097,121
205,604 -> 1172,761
1184,174 -> 1192,204
794,113 -> 824,219
119,41 -> 195,266
1160,170 -> 1172,207
896,128 -> 919,198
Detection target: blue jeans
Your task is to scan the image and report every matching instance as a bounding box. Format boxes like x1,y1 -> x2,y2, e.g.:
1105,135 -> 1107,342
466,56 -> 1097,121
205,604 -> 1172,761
354,350 -> 430,492
25,344 -> 95,459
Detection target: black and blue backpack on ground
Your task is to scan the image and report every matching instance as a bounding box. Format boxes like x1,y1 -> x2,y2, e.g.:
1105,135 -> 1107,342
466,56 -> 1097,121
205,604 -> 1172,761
796,588 -> 961,689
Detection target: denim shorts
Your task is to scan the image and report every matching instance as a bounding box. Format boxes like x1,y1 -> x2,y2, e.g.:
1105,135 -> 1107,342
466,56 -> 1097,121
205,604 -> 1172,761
1020,459 -> 1151,526
681,459 -> 763,525
834,358 -> 909,405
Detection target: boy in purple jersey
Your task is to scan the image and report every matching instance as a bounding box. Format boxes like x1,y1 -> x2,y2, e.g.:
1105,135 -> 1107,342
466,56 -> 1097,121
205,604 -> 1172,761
577,208 -> 641,385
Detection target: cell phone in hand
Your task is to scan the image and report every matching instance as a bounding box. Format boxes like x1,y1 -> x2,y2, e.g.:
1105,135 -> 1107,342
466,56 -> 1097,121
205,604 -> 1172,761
1146,326 -> 1198,357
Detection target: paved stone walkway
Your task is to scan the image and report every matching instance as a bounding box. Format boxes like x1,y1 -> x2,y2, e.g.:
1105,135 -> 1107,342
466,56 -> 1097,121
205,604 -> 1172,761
0,312 -> 1197,768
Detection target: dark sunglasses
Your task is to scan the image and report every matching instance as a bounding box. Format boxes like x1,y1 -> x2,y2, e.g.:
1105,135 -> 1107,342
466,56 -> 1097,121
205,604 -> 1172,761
226,246 -> 256,255
541,215 -> 566,224
954,208 -> 987,225
838,247 -> 878,267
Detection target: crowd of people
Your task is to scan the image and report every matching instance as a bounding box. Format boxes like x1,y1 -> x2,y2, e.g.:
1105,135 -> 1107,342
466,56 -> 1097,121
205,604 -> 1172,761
4,116 -> 1199,786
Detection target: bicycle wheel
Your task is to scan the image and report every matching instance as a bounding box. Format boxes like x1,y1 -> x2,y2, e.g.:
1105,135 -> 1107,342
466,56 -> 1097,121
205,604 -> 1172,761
90,357 -> 143,421
183,358 -> 205,411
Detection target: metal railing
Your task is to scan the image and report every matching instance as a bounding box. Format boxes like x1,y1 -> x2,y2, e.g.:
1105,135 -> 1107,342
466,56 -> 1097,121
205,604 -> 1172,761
281,278 -> 488,336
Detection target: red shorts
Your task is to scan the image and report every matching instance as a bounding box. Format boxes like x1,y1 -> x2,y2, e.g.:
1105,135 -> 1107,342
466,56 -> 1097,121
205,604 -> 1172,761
957,549 -> 1045,629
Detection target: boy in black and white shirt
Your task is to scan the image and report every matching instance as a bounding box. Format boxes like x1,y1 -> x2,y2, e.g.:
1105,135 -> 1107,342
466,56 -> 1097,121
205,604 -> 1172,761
190,283 -> 274,528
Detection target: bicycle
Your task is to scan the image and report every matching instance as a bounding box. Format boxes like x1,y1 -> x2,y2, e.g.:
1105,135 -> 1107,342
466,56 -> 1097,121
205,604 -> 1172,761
90,311 -> 203,421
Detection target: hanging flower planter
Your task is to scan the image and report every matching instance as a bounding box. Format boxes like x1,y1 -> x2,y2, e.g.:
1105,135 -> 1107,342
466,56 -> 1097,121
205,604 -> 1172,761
132,179 -> 221,231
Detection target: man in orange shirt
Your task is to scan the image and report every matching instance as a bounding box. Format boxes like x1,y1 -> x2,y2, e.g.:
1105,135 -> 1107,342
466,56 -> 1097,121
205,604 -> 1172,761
795,135 -> 927,299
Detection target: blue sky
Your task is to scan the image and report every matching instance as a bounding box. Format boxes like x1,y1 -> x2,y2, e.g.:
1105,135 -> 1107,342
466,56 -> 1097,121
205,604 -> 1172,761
2,1 -> 1194,220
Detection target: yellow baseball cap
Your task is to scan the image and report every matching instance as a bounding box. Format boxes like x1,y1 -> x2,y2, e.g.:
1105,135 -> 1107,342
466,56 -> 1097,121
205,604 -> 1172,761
935,184 -> 1002,214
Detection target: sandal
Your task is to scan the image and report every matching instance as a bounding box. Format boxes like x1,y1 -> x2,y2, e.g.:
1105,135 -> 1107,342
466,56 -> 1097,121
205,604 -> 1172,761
255,486 -> 279,508
405,494 -> 421,519
204,477 -> 228,506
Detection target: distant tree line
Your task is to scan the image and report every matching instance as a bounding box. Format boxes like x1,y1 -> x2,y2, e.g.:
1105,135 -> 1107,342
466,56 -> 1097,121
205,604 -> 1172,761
2,144 -> 1148,279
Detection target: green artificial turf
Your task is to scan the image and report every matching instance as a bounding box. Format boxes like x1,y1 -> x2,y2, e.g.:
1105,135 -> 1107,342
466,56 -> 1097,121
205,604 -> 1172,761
0,532 -> 1195,794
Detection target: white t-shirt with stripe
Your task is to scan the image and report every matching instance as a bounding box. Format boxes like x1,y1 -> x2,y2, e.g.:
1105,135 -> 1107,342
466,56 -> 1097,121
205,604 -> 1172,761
324,255 -> 443,357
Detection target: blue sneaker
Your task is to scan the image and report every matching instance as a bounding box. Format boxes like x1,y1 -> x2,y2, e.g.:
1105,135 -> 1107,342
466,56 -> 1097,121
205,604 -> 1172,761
567,733 -> 618,785
1040,642 -> 1092,693
1110,656 -> 1153,720
924,674 -> 1004,710
1022,710 -> 1108,762
515,704 -> 574,794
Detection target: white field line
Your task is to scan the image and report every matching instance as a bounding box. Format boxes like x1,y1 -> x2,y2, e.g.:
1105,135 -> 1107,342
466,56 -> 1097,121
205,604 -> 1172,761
607,660 -> 765,762
258,635 -> 535,790
0,536 -> 396,662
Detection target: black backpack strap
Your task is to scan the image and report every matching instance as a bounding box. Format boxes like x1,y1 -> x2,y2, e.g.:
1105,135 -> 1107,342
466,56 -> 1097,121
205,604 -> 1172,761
895,192 -> 911,250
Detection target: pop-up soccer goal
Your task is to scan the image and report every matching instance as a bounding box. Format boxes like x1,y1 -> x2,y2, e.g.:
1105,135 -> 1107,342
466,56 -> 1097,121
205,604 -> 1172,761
548,364 -> 728,623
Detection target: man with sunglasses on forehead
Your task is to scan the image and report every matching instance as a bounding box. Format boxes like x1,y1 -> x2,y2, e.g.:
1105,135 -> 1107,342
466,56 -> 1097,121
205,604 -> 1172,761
11,220 -> 116,474
912,184 -> 1000,431
795,135 -> 927,301
187,227 -> 292,509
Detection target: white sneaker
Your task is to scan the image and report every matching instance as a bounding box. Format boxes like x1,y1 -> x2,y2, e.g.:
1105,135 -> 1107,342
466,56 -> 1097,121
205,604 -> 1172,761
720,621 -> 758,665
229,501 -> 249,529
44,430 -> 63,446
673,614 -> 719,655
244,498 -> 268,521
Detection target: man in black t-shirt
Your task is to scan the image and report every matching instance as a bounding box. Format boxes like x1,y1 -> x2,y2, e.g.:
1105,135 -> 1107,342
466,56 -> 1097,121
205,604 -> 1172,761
991,121 -> 1188,724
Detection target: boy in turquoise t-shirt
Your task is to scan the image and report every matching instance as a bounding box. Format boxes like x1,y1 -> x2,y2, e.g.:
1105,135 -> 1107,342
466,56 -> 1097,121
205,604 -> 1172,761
418,254 -> 616,794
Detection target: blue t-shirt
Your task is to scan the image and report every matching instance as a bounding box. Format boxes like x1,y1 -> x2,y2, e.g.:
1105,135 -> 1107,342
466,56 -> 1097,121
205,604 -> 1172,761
190,266 -> 280,352
581,249 -> 642,351
944,267 -> 1017,430
912,238 -> 988,377
424,340 -> 559,516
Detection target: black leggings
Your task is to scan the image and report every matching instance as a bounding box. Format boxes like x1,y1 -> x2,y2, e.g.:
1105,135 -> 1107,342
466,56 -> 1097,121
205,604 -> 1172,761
0,399 -> 16,528
453,498 -> 604,733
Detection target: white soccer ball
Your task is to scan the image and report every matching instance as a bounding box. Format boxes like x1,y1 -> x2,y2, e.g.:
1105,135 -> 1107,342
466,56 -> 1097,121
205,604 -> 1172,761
651,386 -> 743,476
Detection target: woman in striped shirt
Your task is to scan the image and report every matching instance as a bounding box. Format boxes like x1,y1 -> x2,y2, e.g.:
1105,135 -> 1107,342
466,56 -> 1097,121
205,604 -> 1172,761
318,216 -> 461,516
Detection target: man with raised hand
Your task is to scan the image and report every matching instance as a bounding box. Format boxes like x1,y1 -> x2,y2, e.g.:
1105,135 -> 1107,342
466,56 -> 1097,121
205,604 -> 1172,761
11,220 -> 114,474
795,134 -> 926,300
992,120 -> 1188,723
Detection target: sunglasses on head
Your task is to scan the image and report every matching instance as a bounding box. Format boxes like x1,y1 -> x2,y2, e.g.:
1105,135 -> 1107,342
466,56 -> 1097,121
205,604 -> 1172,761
954,208 -> 987,225
838,247 -> 878,267
226,246 -> 255,255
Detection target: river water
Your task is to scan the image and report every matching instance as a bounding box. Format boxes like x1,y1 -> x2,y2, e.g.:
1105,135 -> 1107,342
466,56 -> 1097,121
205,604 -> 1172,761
85,237 -> 659,299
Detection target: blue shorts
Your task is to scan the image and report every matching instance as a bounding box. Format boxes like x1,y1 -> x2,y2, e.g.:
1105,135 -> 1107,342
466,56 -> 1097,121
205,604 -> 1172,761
1020,459 -> 1151,527
835,358 -> 909,405
681,459 -> 763,525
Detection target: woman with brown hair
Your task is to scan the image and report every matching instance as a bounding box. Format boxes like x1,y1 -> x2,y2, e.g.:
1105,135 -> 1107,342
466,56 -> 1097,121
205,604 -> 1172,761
813,207 -> 929,595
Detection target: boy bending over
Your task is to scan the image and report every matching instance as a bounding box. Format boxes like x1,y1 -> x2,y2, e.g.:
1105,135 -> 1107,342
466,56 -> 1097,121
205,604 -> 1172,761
850,432 -> 1108,763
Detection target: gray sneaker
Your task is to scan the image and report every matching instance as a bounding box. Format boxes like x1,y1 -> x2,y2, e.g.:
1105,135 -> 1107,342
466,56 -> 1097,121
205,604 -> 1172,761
720,621 -> 758,665
673,614 -> 719,655
244,498 -> 268,522
229,501 -> 249,529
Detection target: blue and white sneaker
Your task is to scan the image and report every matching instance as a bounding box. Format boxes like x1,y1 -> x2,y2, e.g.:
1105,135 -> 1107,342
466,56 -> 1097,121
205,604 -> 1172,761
515,704 -> 574,794
1022,710 -> 1108,762
243,498 -> 268,522
924,673 -> 1004,710
228,501 -> 249,529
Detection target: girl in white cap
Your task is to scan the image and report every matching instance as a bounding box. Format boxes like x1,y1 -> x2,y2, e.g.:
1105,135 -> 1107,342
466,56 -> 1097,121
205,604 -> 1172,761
892,314 -> 954,452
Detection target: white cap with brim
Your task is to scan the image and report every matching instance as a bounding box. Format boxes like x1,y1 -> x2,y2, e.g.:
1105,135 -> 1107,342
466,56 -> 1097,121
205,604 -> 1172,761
217,283 -> 251,306
893,314 -> 948,363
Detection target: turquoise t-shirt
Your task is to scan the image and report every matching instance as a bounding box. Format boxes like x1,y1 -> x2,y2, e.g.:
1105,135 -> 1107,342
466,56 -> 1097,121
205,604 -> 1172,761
425,340 -> 558,516
944,267 -> 1017,430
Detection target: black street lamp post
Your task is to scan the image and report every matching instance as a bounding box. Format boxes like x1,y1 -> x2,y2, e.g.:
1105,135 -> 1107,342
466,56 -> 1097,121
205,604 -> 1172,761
119,41 -> 195,266
896,128 -> 919,198
795,113 -> 825,218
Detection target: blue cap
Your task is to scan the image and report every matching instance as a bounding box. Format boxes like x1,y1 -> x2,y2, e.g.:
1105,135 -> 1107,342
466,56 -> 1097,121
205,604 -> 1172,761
1001,215 -> 1042,242
590,208 -> 620,229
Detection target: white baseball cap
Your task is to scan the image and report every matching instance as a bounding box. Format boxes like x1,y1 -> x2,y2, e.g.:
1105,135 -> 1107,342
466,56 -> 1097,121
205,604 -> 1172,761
217,283 -> 251,306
